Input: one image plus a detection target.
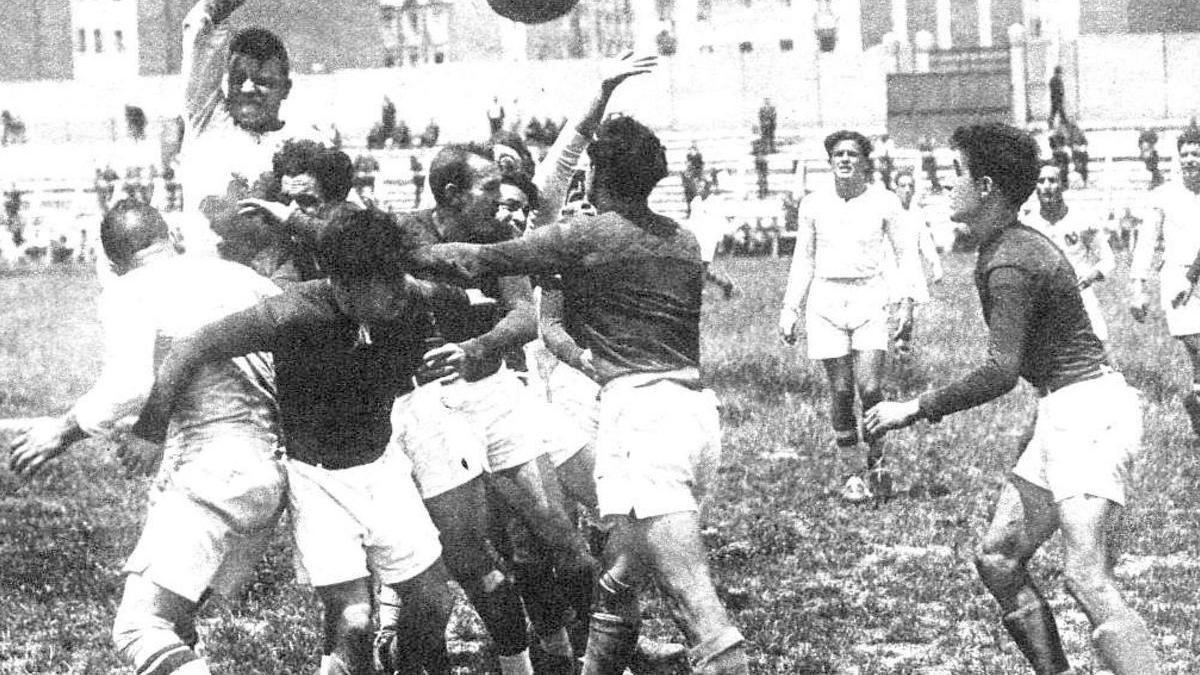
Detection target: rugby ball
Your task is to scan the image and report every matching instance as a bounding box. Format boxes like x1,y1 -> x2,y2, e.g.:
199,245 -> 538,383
487,0 -> 578,24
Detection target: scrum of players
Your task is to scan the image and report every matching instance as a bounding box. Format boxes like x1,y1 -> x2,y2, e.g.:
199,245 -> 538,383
7,0 -> 1200,673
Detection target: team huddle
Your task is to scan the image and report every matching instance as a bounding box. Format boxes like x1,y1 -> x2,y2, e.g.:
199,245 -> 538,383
5,1 -> 1199,674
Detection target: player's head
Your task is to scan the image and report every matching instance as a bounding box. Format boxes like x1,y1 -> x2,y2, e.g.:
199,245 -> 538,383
273,140 -> 353,215
226,27 -> 292,133
824,130 -> 872,183
489,130 -> 537,179
1176,125 -> 1200,188
496,172 -> 539,236
1035,160 -> 1065,207
100,200 -> 171,274
894,168 -> 916,208
429,142 -> 506,241
948,123 -> 1040,224
321,208 -> 421,325
585,115 -> 668,208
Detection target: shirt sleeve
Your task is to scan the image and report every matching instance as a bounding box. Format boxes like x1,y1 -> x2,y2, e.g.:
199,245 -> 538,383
779,200 -> 816,316
181,2 -> 230,134
883,196 -> 921,301
425,221 -> 587,280
70,284 -> 158,435
1087,225 -> 1116,279
539,284 -> 586,370
458,275 -> 537,364
917,266 -> 1031,421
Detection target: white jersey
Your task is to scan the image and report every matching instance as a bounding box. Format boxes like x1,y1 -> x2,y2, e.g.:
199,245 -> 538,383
885,203 -> 943,303
1131,182 -> 1200,306
801,184 -> 909,281
685,196 -> 729,264
1027,207 -> 1115,283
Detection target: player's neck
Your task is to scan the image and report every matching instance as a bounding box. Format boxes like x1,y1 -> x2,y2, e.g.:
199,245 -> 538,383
833,178 -> 866,201
1039,200 -> 1067,223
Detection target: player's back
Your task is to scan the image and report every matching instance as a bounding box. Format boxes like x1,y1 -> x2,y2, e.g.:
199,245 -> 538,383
979,223 -> 1106,391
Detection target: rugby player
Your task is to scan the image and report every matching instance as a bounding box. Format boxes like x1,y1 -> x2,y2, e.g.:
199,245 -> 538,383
866,122 -> 1159,675
136,209 -> 463,675
410,115 -> 749,675
1027,161 -> 1115,348
890,168 -> 944,356
1130,126 -> 1200,436
8,201 -> 284,675
778,130 -> 921,502
389,142 -> 595,675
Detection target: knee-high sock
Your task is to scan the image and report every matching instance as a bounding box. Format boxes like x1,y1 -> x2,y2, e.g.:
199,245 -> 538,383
460,570 -> 529,657
1001,598 -> 1071,675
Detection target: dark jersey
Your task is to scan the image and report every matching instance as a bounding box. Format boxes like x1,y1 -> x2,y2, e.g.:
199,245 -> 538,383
918,223 -> 1107,421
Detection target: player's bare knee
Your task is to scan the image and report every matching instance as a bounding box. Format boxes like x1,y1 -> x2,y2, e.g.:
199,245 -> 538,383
1062,563 -> 1114,611
334,602 -> 373,643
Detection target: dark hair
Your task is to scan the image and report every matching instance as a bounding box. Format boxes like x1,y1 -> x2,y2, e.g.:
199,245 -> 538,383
501,172 -> 540,211
100,200 -> 169,268
230,27 -> 290,77
950,122 -> 1041,209
1178,125 -> 1200,151
272,140 -> 354,201
824,130 -> 873,158
586,116 -> 668,200
429,142 -> 495,207
490,130 -> 537,178
319,208 -> 412,282
893,167 -> 915,183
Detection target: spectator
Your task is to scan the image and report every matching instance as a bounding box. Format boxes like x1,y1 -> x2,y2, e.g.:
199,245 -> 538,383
1049,130 -> 1071,189
686,142 -> 704,176
1139,129 -> 1164,189
753,137 -> 770,199
381,96 -> 396,137
759,98 -> 777,153
525,117 -> 543,146
125,105 -> 147,141
394,119 -> 411,148
487,96 -> 506,134
410,154 -> 426,209
877,133 -> 896,190
919,134 -> 942,193
353,153 -> 380,202
1,110 -> 26,146
1067,121 -> 1089,187
421,119 -> 440,147
1049,65 -> 1066,128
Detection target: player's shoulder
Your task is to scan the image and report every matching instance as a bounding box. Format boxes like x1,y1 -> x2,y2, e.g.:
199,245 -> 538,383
989,224 -> 1062,273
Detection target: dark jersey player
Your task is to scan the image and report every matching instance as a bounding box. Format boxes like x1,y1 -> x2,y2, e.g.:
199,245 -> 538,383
866,123 -> 1158,675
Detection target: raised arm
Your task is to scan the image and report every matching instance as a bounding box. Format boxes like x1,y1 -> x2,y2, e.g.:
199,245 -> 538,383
415,220 -> 585,281
531,52 -> 657,229
182,1 -> 244,130
778,203 -> 816,343
1078,224 -> 1115,289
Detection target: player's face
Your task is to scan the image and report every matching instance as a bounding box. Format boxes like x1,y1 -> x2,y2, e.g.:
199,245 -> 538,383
280,173 -> 325,216
948,150 -> 984,224
335,275 -> 418,326
459,156 -> 506,241
226,54 -> 290,132
1035,166 -> 1063,206
895,175 -> 915,208
828,140 -> 867,182
495,183 -> 530,236
1179,142 -> 1200,187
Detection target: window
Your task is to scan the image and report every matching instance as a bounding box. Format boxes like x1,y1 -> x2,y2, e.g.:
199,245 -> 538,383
114,30 -> 124,52
697,0 -> 711,21
739,41 -> 753,53
77,29 -> 86,52
433,52 -> 445,64
779,38 -> 794,51
94,29 -> 103,53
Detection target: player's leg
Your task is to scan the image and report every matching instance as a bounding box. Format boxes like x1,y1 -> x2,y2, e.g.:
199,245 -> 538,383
1058,496 -> 1159,675
581,518 -> 647,675
975,478 -> 1068,674
491,453 -> 597,578
377,559 -> 455,675
424,477 -> 533,675
314,578 -> 374,675
1175,333 -> 1200,435
854,347 -> 892,498
112,575 -> 210,675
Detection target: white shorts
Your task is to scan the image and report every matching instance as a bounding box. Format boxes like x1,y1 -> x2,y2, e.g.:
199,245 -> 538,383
123,427 -> 286,603
443,367 -> 549,471
1080,287 -> 1109,342
286,448 -> 442,588
1164,288 -> 1200,337
805,277 -> 890,360
1012,372 -> 1142,506
542,362 -> 601,466
594,373 -> 722,519
392,384 -> 488,499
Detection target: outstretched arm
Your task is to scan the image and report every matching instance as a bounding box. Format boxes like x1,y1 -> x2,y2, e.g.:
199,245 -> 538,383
531,52 -> 657,229
183,0 -> 243,130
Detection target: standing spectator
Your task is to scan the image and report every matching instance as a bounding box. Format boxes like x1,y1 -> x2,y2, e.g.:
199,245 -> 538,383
1067,122 -> 1090,187
686,141 -> 705,176
421,119 -> 440,147
487,96 -> 506,135
410,154 -> 426,209
919,134 -> 942,193
681,141 -> 705,218
394,119 -> 411,148
381,96 -> 397,138
1139,129 -> 1164,189
758,98 -> 777,153
352,153 -> 380,202
1049,65 -> 1066,129
877,133 -> 896,190
1049,130 -> 1071,189
753,137 -> 770,199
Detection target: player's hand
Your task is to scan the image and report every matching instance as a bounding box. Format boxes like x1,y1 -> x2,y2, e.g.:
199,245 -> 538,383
864,399 -> 921,437
600,51 -> 658,92
238,198 -> 297,224
778,310 -> 800,344
419,343 -> 467,384
578,348 -> 598,379
8,416 -> 74,479
891,299 -> 914,343
114,433 -> 163,478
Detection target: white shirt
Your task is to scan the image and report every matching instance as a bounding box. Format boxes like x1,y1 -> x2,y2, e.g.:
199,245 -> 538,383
1131,182 -> 1200,304
70,254 -> 280,435
1027,206 -> 1115,283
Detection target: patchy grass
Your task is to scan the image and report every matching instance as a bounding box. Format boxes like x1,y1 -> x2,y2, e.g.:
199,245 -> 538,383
2,253 -> 1199,674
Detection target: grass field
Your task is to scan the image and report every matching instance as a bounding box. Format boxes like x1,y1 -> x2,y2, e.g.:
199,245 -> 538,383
2,252 -> 1199,674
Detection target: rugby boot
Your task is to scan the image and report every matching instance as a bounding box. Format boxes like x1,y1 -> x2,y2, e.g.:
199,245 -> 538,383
840,475 -> 872,504
629,636 -> 687,674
